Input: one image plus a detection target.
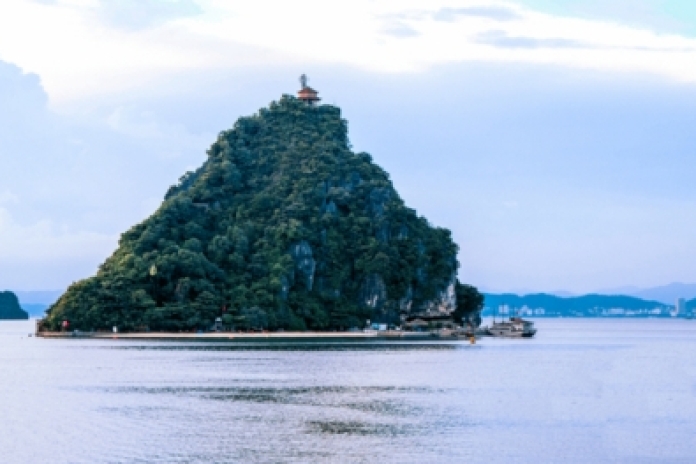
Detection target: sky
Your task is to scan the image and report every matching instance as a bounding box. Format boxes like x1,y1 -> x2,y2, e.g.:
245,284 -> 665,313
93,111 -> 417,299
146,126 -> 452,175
0,0 -> 695,294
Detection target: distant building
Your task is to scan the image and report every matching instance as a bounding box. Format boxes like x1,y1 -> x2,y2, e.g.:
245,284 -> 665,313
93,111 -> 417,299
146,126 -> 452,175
676,298 -> 687,317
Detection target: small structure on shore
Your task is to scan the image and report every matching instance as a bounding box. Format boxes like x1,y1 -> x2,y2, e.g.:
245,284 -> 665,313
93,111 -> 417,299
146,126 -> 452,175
403,314 -> 456,331
297,74 -> 320,106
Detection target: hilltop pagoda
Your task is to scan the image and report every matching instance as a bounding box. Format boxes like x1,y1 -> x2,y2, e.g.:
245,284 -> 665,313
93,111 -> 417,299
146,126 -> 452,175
297,74 -> 320,106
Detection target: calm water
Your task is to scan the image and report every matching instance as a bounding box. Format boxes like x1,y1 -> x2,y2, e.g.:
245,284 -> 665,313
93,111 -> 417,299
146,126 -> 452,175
1,319 -> 695,463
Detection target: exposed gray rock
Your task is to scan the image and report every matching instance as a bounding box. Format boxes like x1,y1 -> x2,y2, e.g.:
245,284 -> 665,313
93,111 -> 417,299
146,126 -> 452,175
289,240 -> 316,290
343,171 -> 362,191
376,221 -> 390,244
279,275 -> 291,301
192,202 -> 210,211
367,188 -> 391,219
416,267 -> 427,284
420,274 -> 457,315
359,274 -> 387,309
175,278 -> 191,303
323,200 -> 338,216
399,285 -> 413,312
396,225 -> 409,240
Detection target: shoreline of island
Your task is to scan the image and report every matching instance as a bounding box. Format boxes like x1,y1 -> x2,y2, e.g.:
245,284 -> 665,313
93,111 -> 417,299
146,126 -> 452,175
34,330 -> 452,341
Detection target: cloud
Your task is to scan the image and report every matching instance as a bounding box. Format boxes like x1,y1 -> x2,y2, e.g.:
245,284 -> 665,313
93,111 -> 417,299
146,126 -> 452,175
0,207 -> 118,289
0,208 -> 116,262
433,6 -> 521,22
475,30 -> 584,49
98,0 -> 203,30
0,57 -> 214,289
382,21 -> 420,38
4,0 -> 696,106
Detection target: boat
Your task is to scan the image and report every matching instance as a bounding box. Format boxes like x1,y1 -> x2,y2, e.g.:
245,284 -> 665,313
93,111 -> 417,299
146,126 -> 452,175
486,317 -> 537,338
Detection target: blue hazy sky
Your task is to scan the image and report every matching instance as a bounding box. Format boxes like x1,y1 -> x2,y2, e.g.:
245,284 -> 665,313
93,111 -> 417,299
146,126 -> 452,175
516,0 -> 696,35
1,0 -> 695,293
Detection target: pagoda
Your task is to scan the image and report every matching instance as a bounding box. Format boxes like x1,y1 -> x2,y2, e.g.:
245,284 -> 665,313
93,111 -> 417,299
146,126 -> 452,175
297,74 -> 321,106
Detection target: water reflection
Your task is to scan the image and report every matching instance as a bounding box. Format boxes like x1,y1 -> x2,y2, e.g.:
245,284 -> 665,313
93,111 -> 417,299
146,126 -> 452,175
96,342 -> 465,352
2,319 -> 696,463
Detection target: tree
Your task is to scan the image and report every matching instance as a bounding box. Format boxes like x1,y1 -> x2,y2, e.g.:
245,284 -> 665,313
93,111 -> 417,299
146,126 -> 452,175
453,281 -> 484,327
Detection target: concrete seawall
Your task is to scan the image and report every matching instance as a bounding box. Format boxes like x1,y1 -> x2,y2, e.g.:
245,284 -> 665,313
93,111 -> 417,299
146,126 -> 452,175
36,330 -> 438,341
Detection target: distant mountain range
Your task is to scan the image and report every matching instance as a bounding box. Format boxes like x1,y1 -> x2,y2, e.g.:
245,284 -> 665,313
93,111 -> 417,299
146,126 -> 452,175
596,283 -> 696,305
483,283 -> 696,305
483,293 -> 693,318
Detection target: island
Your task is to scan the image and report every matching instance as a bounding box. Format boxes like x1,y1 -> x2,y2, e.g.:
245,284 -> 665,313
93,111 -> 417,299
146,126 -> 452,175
39,80 -> 483,335
0,291 -> 30,320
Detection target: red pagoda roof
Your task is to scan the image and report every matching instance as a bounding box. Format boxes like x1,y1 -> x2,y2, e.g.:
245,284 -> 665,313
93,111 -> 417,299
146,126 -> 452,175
298,86 -> 320,101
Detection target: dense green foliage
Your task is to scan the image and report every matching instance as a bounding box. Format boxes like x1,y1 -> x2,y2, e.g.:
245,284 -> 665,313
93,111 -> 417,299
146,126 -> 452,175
453,283 -> 484,326
0,291 -> 29,320
45,96 -> 477,331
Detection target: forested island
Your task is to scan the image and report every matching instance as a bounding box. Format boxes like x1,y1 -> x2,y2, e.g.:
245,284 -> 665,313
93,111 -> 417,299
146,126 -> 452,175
42,94 -> 482,332
0,291 -> 30,320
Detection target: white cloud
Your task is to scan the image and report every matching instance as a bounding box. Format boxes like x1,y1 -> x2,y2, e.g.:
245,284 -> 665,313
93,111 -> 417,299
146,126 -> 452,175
1,0 -> 696,106
0,207 -> 117,263
105,105 -> 212,159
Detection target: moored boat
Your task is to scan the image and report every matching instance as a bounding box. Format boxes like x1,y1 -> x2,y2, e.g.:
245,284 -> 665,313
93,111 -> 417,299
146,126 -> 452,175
486,317 -> 537,338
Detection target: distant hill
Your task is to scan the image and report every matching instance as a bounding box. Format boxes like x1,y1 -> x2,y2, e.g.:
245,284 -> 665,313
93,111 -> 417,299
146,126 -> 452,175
596,283 -> 696,304
632,283 -> 696,304
0,291 -> 30,320
483,293 -> 670,317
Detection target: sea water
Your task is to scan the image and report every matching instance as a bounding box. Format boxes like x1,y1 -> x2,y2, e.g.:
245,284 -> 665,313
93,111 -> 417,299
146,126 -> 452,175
1,319 -> 695,463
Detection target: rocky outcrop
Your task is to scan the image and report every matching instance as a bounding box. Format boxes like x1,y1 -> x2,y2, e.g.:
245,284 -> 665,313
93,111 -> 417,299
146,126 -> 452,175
289,241 -> 316,291
421,275 -> 457,315
359,274 -> 388,309
367,188 -> 391,219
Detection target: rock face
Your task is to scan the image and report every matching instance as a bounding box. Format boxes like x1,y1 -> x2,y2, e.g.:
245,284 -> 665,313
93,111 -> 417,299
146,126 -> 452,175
0,291 -> 30,320
289,241 -> 316,291
44,96 -> 473,331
